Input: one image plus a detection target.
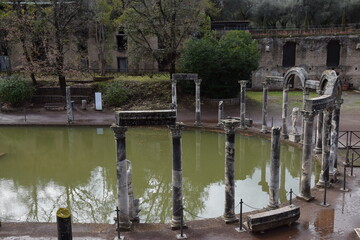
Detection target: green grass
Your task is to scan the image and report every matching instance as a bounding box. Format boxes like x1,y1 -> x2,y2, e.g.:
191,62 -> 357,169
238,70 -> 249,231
247,91 -> 318,104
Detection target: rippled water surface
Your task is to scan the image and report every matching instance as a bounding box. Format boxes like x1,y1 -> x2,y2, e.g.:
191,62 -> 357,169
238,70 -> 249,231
0,126 -> 319,223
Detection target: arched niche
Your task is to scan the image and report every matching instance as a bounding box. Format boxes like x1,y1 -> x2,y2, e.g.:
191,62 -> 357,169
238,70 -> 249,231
281,67 -> 309,139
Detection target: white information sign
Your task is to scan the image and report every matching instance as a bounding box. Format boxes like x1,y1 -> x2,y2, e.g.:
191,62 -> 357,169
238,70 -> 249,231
95,92 -> 102,111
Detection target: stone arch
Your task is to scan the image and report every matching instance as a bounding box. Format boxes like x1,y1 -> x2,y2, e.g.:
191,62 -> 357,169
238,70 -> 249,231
283,67 -> 308,89
281,67 -> 309,139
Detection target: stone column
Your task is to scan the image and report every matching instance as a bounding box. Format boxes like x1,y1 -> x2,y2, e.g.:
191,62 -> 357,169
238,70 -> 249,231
217,101 -> 224,126
300,89 -> 310,143
239,80 -> 248,130
169,124 -> 184,229
281,87 -> 289,139
66,86 -> 74,124
314,111 -> 324,153
171,79 -> 177,109
329,100 -> 342,178
111,124 -> 131,230
261,81 -> 269,133
268,127 -> 281,209
317,109 -> 332,187
194,79 -> 202,126
221,119 -> 240,223
299,111 -> 316,201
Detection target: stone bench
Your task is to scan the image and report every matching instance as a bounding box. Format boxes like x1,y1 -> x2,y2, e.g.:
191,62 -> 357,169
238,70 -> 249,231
246,205 -> 300,232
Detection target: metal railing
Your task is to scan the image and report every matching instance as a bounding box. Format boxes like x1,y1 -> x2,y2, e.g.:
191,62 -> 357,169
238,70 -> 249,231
338,131 -> 360,166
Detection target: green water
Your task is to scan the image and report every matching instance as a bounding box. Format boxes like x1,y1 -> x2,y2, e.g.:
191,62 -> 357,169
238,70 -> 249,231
0,126 -> 319,223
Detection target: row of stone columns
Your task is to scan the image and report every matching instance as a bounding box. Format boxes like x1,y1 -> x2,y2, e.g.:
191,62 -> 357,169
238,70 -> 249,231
111,123 -> 185,230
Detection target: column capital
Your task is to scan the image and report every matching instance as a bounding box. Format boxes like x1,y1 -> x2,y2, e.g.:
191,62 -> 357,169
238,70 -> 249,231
221,119 -> 240,134
169,123 -> 184,138
334,98 -> 344,109
194,78 -> 202,85
301,110 -> 317,121
262,81 -> 270,88
111,124 -> 128,139
238,80 -> 248,87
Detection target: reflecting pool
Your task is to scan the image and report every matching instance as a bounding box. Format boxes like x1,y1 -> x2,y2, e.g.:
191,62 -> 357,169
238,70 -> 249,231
0,126 -> 319,223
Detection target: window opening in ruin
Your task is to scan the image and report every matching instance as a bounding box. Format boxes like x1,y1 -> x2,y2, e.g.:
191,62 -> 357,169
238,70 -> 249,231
326,40 -> 340,67
116,30 -> 127,52
117,57 -> 128,73
282,42 -> 296,67
158,59 -> 169,72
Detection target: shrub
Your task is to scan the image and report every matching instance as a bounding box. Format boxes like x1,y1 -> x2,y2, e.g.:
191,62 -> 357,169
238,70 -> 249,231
0,75 -> 35,107
179,31 -> 260,98
103,81 -> 129,106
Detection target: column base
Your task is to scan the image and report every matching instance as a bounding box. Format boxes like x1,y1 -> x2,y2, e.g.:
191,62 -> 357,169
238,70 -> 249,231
260,127 -> 268,134
296,194 -> 314,202
119,221 -> 132,231
266,204 -> 279,210
313,147 -> 322,154
239,125 -> 247,130
194,122 -> 202,127
171,217 -> 187,230
114,236 -> 125,240
281,133 -> 289,140
222,214 -> 237,224
289,133 -> 300,143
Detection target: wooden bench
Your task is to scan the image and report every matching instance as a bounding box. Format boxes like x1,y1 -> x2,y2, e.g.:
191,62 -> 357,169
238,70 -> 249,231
246,205 -> 300,232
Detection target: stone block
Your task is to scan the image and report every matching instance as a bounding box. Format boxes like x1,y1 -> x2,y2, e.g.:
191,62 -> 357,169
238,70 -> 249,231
115,110 -> 177,126
289,134 -> 301,143
246,205 -> 300,232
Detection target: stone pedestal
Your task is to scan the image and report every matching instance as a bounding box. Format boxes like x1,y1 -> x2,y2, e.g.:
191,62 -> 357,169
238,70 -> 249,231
289,133 -> 301,143
111,125 -> 131,230
169,124 -> 185,229
221,119 -> 240,223
268,127 -> 281,209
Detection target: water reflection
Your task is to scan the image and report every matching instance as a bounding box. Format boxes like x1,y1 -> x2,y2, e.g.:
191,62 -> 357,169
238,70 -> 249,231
0,127 -> 319,223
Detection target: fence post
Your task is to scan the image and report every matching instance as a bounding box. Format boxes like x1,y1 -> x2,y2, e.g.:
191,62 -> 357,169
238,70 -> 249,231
56,208 -> 72,240
340,165 -> 349,192
320,181 -> 330,207
235,199 -> 246,232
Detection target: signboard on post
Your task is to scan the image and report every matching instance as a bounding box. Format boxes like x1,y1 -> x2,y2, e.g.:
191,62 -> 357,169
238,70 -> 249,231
172,73 -> 198,81
95,92 -> 103,111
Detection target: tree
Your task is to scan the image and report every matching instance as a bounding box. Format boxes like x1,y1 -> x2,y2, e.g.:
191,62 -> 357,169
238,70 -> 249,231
1,1 -> 50,85
46,0 -> 87,95
90,0 -> 126,76
120,0 -> 207,75
179,31 -> 259,98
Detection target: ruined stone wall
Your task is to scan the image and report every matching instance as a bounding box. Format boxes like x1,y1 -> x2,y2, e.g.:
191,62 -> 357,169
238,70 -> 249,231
252,35 -> 360,90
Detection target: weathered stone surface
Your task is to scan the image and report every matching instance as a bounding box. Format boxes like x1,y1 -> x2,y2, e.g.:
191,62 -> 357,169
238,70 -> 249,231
115,110 -> 176,126
221,119 -> 240,223
268,127 -> 281,209
246,205 -> 300,232
172,73 -> 198,81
